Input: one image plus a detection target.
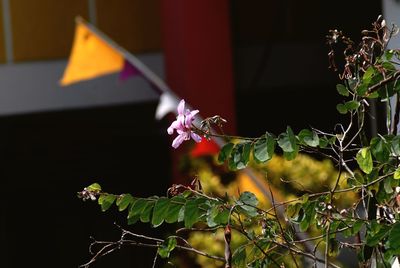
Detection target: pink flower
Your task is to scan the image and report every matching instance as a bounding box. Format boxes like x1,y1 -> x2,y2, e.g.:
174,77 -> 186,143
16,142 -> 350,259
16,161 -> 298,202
167,99 -> 202,148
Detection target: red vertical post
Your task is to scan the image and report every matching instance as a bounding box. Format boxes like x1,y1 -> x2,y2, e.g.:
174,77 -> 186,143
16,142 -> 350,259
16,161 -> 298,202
161,0 -> 236,184
160,0 -> 236,134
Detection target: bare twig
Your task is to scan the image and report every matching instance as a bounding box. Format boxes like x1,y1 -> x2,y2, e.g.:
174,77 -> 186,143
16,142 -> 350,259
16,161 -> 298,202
267,178 -> 300,268
80,226 -> 225,267
152,249 -> 159,268
366,70 -> 400,96
324,221 -> 331,268
271,240 -> 340,268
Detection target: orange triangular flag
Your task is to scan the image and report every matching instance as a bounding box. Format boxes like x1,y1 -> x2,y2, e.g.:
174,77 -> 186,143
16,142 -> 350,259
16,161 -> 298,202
60,20 -> 124,86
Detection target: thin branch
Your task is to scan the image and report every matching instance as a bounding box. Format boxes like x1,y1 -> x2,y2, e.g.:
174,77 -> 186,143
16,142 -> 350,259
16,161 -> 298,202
366,70 -> 400,96
300,146 -> 339,164
234,215 -> 282,267
267,171 -> 394,212
324,221 -> 331,268
83,242 -> 119,267
176,244 -> 225,262
115,223 -> 163,242
343,112 -> 364,152
267,178 -> 300,268
81,227 -> 226,267
192,124 -> 257,142
293,225 -> 351,244
330,148 -> 343,198
176,226 -> 222,234
152,249 -> 159,268
271,240 -> 340,268
394,93 -> 400,135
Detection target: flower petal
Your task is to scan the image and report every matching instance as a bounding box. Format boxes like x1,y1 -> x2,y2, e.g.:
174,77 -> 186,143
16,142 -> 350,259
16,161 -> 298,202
190,110 -> 199,117
167,120 -> 180,134
185,110 -> 198,127
172,133 -> 186,148
177,99 -> 185,115
177,114 -> 185,127
191,132 -> 202,143
185,114 -> 193,127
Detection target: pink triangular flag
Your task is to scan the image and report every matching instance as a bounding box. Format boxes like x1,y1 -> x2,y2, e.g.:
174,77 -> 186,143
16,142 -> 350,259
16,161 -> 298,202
119,59 -> 141,81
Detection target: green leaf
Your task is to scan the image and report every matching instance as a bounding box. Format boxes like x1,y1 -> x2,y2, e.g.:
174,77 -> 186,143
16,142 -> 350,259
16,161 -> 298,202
344,100 -> 360,111
366,223 -> 391,247
278,127 -> 297,152
286,203 -> 302,221
301,193 -> 309,204
237,192 -> 259,217
383,61 -> 396,72
343,220 -> 364,238
177,205 -> 185,222
378,82 -> 396,100
184,198 -> 205,228
356,147 -> 373,174
253,133 -> 275,163
376,180 -> 392,203
328,238 -> 340,257
356,83 -> 368,96
158,237 -> 177,258
239,143 -> 252,169
165,196 -> 186,224
395,79 -> 400,93
370,137 -> 390,163
363,66 -> 376,85
228,142 -> 251,170
352,221 -> 364,235
228,145 -> 239,170
116,194 -> 134,211
388,222 -> 400,253
232,245 -> 247,267
385,50 -> 394,61
329,220 -> 342,237
98,194 -> 116,212
336,103 -> 347,114
394,168 -> 400,180
391,136 -> 400,156
248,238 -> 271,260
384,177 -> 394,194
206,206 -> 219,227
318,136 -> 331,148
87,183 -> 101,192
239,191 -> 259,207
127,213 -> 140,225
151,197 -> 170,227
128,198 -> 148,220
140,200 -> 155,223
206,205 -> 229,227
127,199 -> 139,225
283,151 -> 298,160
298,129 -> 319,147
218,143 -> 234,164
336,84 -> 349,96
278,126 -> 299,160
366,169 -> 379,185
299,201 -> 316,232
214,209 -> 229,226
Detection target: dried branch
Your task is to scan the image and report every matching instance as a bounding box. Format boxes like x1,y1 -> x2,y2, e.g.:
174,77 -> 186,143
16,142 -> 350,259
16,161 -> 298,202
80,225 -> 225,267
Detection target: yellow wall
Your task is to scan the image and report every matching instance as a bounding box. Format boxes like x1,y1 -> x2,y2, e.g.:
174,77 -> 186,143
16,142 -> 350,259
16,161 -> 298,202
96,0 -> 161,53
0,4 -> 6,62
8,0 -> 161,62
10,0 -> 89,61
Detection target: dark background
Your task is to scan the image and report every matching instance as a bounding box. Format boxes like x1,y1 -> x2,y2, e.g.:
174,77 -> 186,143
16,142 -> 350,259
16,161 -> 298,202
232,0 -> 384,136
1,1 -> 386,267
1,103 -> 172,267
